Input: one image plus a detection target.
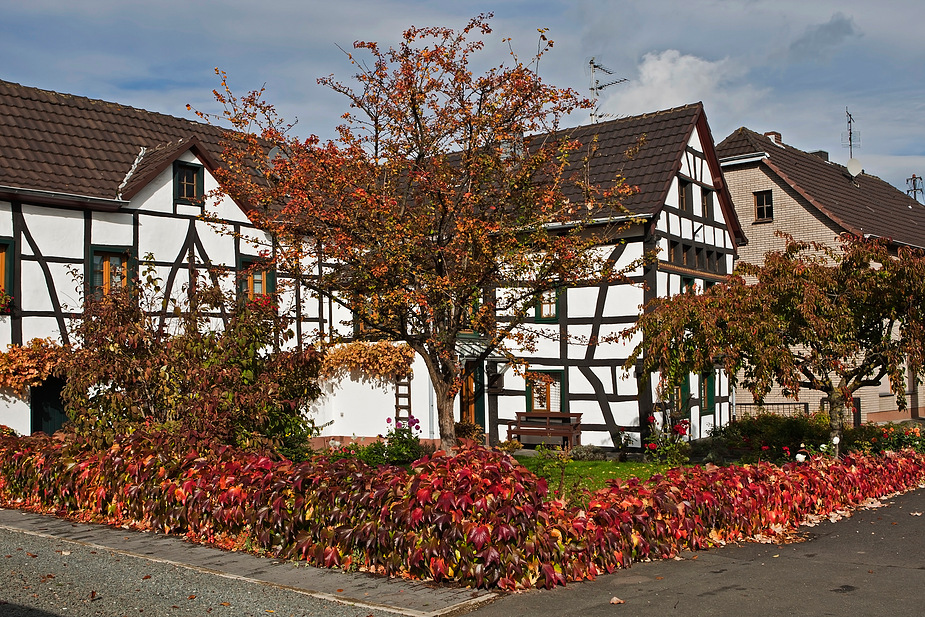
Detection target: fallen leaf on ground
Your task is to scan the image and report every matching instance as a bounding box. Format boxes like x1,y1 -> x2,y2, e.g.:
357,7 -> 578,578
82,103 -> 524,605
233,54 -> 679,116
610,597 -> 625,604
188,595 -> 196,600
142,575 -> 151,580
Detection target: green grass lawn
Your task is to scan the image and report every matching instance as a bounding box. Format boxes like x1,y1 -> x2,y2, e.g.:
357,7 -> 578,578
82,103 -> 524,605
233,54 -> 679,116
514,455 -> 672,495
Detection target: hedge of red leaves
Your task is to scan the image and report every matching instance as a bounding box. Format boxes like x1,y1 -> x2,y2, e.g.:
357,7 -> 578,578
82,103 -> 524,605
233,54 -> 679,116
0,429 -> 923,590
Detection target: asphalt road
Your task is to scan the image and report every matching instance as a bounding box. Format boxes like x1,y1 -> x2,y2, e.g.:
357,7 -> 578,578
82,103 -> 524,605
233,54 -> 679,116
468,487 -> 925,617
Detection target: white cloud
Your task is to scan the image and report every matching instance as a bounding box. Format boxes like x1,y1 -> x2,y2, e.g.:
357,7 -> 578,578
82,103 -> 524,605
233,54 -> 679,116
596,49 -> 767,122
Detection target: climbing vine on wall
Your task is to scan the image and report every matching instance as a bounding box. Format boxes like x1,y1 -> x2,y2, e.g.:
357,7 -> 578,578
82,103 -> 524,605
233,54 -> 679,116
0,338 -> 66,396
319,340 -> 415,386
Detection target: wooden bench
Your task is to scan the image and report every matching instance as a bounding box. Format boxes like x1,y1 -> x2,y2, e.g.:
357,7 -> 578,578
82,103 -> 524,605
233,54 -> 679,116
505,412 -> 582,449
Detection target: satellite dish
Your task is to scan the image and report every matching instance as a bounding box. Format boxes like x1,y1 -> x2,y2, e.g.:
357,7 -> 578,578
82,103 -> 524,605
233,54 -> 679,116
846,158 -> 862,177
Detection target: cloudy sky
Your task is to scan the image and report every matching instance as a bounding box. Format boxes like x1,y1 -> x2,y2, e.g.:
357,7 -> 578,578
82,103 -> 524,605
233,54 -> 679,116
3,0 -> 924,195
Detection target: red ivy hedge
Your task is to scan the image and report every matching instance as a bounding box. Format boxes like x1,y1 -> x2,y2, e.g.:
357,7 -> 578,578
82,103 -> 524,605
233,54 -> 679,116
0,429 -> 923,590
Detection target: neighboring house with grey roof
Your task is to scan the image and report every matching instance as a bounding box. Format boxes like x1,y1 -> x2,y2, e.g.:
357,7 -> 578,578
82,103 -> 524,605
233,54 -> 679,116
717,127 -> 925,423
0,79 -> 745,448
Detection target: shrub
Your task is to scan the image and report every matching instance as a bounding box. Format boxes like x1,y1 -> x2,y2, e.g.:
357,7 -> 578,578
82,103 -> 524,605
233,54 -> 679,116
57,261 -> 322,456
710,412 -> 830,462
569,444 -> 608,461
327,416 -> 429,466
1,428 -> 924,592
496,439 -> 522,453
844,422 -> 925,454
454,420 -> 485,444
644,415 -> 690,466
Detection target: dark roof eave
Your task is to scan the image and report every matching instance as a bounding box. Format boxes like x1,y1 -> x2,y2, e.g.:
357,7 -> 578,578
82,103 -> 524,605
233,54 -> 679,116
543,212 -> 654,231
0,185 -> 127,211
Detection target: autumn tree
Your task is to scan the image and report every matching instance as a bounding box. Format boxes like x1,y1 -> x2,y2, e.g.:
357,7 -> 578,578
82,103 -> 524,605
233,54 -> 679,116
210,15 -> 640,451
627,234 -> 925,440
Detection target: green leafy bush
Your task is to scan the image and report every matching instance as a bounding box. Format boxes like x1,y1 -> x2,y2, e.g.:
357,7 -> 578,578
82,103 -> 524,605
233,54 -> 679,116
709,412 -> 830,462
844,422 -> 925,454
327,416 -> 429,466
644,415 -> 690,466
59,262 -> 322,457
569,444 -> 608,461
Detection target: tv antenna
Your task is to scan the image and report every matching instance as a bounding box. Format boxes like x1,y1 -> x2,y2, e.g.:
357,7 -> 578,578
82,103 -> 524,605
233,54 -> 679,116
908,174 -> 924,204
842,107 -> 861,159
842,108 -> 862,181
588,57 -> 627,123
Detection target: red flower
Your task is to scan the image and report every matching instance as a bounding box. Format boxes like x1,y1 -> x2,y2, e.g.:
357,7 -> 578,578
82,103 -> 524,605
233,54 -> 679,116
647,415 -> 656,424
647,443 -> 658,450
761,445 -> 769,451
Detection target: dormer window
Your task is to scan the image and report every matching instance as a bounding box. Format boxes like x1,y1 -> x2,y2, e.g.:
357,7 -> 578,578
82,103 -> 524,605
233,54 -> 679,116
174,162 -> 204,205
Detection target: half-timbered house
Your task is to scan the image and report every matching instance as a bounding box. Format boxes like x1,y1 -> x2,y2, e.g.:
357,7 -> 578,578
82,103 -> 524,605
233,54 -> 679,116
0,81 -> 744,449
0,79 -> 324,435
490,104 -> 747,447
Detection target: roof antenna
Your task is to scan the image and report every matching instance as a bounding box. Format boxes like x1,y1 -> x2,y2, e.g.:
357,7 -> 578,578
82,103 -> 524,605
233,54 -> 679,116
843,108 -> 862,183
908,174 -> 924,204
588,57 -> 627,123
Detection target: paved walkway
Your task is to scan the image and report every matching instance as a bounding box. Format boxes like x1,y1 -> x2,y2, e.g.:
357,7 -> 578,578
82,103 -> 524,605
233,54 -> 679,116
0,508 -> 495,617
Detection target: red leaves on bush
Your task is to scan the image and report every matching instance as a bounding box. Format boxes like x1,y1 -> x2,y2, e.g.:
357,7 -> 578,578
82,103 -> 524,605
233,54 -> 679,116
0,430 -> 923,591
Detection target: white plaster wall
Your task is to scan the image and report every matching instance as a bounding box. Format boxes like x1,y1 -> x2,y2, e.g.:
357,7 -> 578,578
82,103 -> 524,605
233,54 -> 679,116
665,178 -> 680,210
90,212 -> 133,246
195,221 -> 237,267
567,287 -> 603,319
21,316 -> 65,344
22,206 -> 84,259
656,270 -> 668,297
568,366 -> 613,395
20,262 -> 55,312
0,202 -> 12,236
311,356 -> 439,440
128,173 -> 174,214
0,396 -> 31,435
137,215 -> 190,260
603,284 -> 643,316
0,318 -> 11,348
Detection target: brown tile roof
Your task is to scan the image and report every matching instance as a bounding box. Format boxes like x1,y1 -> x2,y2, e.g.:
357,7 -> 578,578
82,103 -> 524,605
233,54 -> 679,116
551,103 -> 745,245
0,79 -> 226,204
717,127 -> 925,249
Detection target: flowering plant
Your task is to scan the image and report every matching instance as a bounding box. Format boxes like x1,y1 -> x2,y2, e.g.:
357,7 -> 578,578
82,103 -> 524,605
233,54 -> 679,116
644,413 -> 690,466
0,288 -> 12,314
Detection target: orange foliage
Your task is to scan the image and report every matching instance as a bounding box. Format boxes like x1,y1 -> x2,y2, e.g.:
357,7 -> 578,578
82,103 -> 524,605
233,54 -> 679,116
0,339 -> 66,396
319,341 -> 415,385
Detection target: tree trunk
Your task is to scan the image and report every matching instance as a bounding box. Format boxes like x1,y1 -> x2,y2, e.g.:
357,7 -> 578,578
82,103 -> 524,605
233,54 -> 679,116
434,382 -> 458,453
827,391 -> 846,457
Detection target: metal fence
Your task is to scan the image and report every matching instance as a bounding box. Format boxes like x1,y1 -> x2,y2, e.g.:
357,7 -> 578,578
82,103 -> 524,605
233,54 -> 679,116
733,402 -> 811,419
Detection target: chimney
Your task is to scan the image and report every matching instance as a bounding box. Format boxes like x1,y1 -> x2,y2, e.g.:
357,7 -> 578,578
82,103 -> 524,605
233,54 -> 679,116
809,150 -> 829,162
764,131 -> 782,145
